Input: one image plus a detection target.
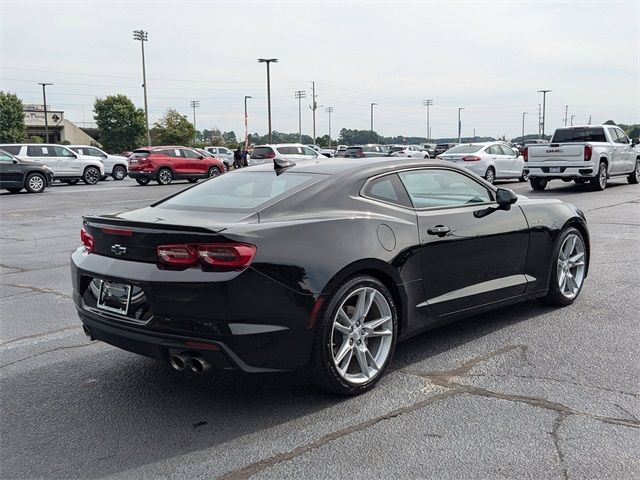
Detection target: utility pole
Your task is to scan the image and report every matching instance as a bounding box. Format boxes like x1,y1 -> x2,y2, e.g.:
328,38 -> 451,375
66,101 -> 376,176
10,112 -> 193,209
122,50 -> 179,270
294,90 -> 306,143
244,95 -> 252,149
257,58 -> 278,143
537,104 -> 542,138
537,89 -> 551,138
190,100 -> 200,145
521,112 -> 528,140
310,81 -> 318,144
563,105 -> 569,127
370,103 -> 378,143
457,107 -> 464,143
133,30 -> 151,146
422,99 -> 433,141
570,114 -> 576,126
588,114 -> 592,125
38,83 -> 53,143
325,106 -> 333,148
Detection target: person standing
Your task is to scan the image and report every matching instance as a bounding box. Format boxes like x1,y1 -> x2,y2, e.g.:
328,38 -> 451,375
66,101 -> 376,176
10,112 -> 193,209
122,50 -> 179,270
241,146 -> 248,167
233,146 -> 242,169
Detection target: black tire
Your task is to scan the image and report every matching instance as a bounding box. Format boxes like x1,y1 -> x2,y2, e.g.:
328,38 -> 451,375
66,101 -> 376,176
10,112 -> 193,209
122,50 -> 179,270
484,167 -> 495,184
540,227 -> 587,307
112,165 -> 127,181
519,171 -> 529,182
135,178 -> 150,186
6,188 -> 22,193
590,161 -> 607,191
82,166 -> 100,185
157,168 -> 173,185
187,178 -> 198,183
530,177 -> 548,191
25,173 -> 46,193
208,166 -> 221,178
308,275 -> 398,395
628,159 -> 639,185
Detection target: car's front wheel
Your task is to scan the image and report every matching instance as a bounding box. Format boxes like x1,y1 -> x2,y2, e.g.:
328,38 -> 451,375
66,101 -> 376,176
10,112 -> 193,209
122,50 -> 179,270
628,159 -> 639,185
309,276 -> 397,395
530,177 -> 548,190
112,165 -> 127,181
83,167 -> 100,185
541,227 -> 587,306
135,178 -> 150,186
157,168 -> 173,185
25,173 -> 46,193
208,166 -> 221,178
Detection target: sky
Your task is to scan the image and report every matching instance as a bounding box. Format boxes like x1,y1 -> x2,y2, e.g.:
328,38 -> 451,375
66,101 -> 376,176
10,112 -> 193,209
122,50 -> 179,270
1,0 -> 639,141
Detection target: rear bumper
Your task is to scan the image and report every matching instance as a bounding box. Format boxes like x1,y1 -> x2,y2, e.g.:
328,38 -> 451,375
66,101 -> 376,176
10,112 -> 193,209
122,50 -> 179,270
128,170 -> 158,181
526,164 -> 596,179
70,248 -> 317,372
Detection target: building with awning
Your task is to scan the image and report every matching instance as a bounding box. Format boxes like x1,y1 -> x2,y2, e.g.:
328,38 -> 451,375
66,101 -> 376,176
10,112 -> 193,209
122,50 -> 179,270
23,104 -> 101,146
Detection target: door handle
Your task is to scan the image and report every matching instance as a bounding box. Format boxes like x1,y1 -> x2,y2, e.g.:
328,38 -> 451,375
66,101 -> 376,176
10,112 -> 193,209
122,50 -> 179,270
427,225 -> 451,237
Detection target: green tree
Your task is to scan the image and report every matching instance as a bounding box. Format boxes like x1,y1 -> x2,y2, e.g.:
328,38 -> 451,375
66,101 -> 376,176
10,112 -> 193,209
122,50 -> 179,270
0,91 -> 26,142
152,109 -> 196,145
222,131 -> 237,145
93,95 -> 146,153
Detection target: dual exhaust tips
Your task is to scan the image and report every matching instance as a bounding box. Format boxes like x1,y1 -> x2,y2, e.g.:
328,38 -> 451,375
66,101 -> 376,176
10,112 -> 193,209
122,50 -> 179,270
170,352 -> 211,374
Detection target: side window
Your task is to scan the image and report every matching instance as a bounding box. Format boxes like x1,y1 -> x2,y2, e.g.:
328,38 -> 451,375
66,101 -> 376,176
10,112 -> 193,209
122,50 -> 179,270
0,152 -> 14,162
608,128 -> 620,143
53,146 -> 75,157
363,174 -> 412,207
487,145 -> 502,155
499,145 -> 515,156
27,146 -> 51,157
1,146 -> 21,155
181,149 -> 200,159
69,147 -> 81,154
158,149 -> 176,157
614,128 -> 629,144
301,147 -> 317,156
278,147 -> 298,155
398,169 -> 493,208
87,147 -> 106,157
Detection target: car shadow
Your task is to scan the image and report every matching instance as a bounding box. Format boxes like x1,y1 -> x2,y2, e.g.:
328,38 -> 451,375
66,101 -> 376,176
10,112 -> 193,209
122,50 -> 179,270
0,300 -> 553,478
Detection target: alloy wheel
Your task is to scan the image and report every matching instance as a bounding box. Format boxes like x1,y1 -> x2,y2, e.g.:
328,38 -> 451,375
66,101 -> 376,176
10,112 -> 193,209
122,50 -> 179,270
158,169 -> 172,185
331,287 -> 393,384
598,164 -> 607,190
208,167 -> 221,178
485,168 -> 495,184
84,167 -> 100,185
28,174 -> 45,192
112,166 -> 126,180
556,233 -> 586,299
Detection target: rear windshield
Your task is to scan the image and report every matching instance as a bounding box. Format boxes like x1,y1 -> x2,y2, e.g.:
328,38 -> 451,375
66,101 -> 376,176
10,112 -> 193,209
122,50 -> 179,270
0,145 -> 21,155
389,146 -> 405,152
251,147 -> 275,159
156,171 -> 323,211
131,150 -> 150,158
445,144 -> 484,154
345,147 -> 363,152
552,128 -> 607,143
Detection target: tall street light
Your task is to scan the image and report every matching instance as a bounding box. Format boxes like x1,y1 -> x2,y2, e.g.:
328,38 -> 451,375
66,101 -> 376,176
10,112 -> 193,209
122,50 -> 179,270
423,99 -> 433,141
244,95 -> 252,149
38,83 -> 53,143
537,89 -> 551,138
133,30 -> 151,146
457,107 -> 464,144
370,102 -> 378,143
257,58 -> 278,143
190,100 -> 200,145
522,112 -> 528,140
294,90 -> 306,143
325,106 -> 333,148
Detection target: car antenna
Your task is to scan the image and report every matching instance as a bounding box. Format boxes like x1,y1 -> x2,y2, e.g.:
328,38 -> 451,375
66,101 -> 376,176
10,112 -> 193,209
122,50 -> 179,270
273,157 -> 296,176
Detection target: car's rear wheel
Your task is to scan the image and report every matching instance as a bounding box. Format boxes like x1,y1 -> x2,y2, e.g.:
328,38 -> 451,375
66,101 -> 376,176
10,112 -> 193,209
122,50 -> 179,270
519,171 -> 529,182
135,178 -> 150,186
530,177 -> 548,190
25,173 -> 46,193
541,227 -> 587,306
590,161 -> 607,191
208,166 -> 221,178
628,159 -> 639,184
83,167 -> 100,185
309,276 -> 397,395
157,168 -> 173,185
6,188 -> 22,193
484,167 -> 495,184
112,165 -> 127,181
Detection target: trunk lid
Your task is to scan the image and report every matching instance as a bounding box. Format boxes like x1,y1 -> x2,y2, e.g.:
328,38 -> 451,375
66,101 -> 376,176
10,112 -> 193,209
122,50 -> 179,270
527,144 -> 585,162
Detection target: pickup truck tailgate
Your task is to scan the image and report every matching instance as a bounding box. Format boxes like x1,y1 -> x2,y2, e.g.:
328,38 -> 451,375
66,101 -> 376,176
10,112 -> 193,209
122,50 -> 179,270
528,144 -> 584,161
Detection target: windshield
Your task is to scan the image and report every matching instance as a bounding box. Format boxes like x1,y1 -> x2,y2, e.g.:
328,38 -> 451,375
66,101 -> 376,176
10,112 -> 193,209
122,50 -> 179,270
156,171 -> 323,211
552,128 -> 607,143
444,144 -> 484,154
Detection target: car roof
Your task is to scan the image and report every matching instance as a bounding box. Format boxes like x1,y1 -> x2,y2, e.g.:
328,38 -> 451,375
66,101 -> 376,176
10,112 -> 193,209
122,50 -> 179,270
254,143 -> 308,148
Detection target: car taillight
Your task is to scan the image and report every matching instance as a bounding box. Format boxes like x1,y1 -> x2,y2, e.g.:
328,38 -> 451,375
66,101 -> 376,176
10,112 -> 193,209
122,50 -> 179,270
357,152 -> 365,157
462,156 -> 481,162
156,243 -> 256,271
523,147 -> 528,162
265,151 -> 276,159
584,145 -> 592,161
80,227 -> 94,253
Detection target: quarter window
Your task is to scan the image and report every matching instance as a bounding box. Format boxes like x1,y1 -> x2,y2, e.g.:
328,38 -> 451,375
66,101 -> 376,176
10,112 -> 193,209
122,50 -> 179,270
363,174 -> 412,207
398,169 -> 493,208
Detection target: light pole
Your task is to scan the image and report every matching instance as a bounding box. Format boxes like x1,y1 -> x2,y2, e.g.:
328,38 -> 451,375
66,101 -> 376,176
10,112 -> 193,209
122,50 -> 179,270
311,81 -> 317,143
370,102 -> 378,143
133,30 -> 151,146
244,95 -> 252,149
537,89 -> 551,138
190,100 -> 199,145
38,83 -> 53,143
422,99 -> 433,141
294,90 -> 306,143
325,106 -> 333,148
257,58 -> 278,143
457,107 -> 464,143
563,104 -> 569,127
570,114 -> 576,126
522,112 -> 527,140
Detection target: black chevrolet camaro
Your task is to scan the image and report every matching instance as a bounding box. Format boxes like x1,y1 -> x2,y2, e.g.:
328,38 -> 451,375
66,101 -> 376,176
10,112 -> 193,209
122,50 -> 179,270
71,158 -> 589,394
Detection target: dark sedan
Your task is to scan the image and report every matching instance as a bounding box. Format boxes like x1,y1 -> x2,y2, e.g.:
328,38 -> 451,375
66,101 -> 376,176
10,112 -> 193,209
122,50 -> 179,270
0,148 -> 53,193
71,158 -> 589,394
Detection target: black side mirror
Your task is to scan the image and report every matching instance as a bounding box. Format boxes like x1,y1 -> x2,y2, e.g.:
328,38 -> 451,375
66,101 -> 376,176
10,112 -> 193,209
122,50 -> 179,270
632,138 -> 639,146
496,188 -> 518,209
12,159 -> 19,164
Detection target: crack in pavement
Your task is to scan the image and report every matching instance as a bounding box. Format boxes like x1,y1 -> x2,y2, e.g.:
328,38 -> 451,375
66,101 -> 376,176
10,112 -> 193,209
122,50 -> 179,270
0,325 -> 81,348
217,344 -> 639,480
584,198 -> 640,213
1,283 -> 71,299
0,342 -> 97,369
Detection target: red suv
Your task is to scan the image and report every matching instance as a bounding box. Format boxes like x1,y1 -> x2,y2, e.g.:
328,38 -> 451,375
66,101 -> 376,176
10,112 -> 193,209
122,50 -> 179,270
128,146 -> 225,186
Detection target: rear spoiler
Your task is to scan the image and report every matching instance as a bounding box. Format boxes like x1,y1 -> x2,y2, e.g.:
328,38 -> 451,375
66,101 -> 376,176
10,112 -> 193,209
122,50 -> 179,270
82,216 -> 227,234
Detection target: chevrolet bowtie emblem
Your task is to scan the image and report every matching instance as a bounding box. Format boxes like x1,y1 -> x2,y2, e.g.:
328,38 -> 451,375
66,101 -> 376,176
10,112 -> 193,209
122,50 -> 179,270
111,244 -> 127,255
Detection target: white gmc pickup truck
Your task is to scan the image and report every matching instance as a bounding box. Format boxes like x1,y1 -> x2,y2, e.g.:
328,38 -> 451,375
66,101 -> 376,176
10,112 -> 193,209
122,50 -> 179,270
524,125 -> 639,191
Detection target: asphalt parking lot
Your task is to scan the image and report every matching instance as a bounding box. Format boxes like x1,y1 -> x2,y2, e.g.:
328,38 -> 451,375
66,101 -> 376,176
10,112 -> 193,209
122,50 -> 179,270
1,175 -> 638,479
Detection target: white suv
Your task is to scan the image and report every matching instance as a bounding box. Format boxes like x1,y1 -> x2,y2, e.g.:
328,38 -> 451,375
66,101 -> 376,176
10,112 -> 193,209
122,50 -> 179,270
0,144 -> 105,185
249,144 -> 321,166
68,145 -> 129,181
204,146 -> 234,169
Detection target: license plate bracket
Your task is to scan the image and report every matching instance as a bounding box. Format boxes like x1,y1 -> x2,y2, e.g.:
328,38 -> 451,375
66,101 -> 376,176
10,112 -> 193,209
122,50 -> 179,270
549,167 -> 562,173
96,280 -> 132,315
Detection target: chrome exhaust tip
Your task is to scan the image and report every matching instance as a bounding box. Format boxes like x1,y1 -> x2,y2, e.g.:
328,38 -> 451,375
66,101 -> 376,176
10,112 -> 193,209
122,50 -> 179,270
188,356 -> 211,374
169,353 -> 190,371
